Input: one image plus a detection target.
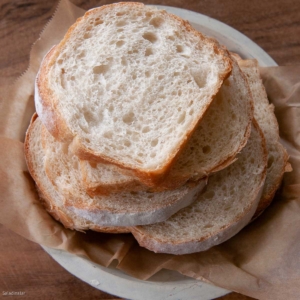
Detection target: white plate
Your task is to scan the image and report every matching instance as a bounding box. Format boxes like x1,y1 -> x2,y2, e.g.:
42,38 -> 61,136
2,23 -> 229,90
42,6 -> 277,300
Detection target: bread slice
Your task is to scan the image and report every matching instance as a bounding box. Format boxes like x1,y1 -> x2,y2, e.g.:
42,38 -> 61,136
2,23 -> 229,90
40,120 -> 206,227
236,58 -> 290,218
24,114 -> 129,233
80,160 -> 147,196
35,3 -> 232,186
80,56 -> 253,196
131,120 -> 268,255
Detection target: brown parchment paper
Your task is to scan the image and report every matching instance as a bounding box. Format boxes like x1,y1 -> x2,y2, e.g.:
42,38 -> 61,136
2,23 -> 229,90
1,1 -> 300,299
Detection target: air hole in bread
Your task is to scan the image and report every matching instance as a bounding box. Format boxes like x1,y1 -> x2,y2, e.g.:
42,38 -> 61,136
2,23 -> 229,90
108,104 -> 114,112
142,126 -> 150,133
192,72 -> 207,89
224,205 -> 232,211
202,145 -> 211,154
151,139 -> 158,147
116,20 -> 127,27
145,71 -> 151,78
70,76 -> 75,81
146,11 -> 153,18
145,48 -> 153,56
176,45 -> 184,53
203,224 -> 213,229
83,33 -> 91,39
167,35 -> 175,41
124,140 -> 131,147
57,59 -> 63,65
142,32 -> 157,43
83,111 -> 103,130
177,112 -> 186,124
128,49 -> 138,54
116,40 -> 125,47
132,73 -> 137,80
150,152 -> 156,158
123,112 -> 135,124
149,17 -> 164,28
121,57 -> 127,66
116,11 -> 126,16
103,131 -> 113,139
93,65 -> 109,75
60,69 -> 66,89
94,19 -> 103,26
158,75 -> 164,80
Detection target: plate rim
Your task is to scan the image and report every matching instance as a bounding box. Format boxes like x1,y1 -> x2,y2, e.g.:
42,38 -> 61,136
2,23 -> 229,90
42,5 -> 277,300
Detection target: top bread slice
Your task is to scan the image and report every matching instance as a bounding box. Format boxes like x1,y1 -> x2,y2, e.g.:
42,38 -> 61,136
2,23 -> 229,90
236,58 -> 290,218
35,2 -> 232,186
80,57 -> 253,196
24,113 -> 129,234
40,119 -> 206,227
131,120 -> 268,255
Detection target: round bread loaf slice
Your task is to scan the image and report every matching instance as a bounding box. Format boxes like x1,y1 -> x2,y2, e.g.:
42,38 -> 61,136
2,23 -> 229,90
40,120 -> 206,227
79,57 -> 253,195
24,114 -> 129,233
236,58 -> 290,218
36,3 -> 232,186
131,120 -> 267,255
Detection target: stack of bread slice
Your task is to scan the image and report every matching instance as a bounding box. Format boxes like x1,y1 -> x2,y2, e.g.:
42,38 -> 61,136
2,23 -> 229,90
24,3 -> 289,254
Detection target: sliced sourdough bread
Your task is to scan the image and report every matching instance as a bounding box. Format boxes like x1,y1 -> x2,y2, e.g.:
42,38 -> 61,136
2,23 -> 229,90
35,2 -> 232,186
40,119 -> 206,227
80,56 -> 253,196
236,58 -> 290,218
24,114 -> 129,233
131,120 -> 268,255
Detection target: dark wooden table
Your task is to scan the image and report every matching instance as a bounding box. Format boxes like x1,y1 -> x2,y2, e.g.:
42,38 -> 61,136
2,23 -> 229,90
1,1 -> 300,299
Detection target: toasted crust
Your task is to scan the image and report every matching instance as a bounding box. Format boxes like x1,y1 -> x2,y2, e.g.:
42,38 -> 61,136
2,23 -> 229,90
130,120 -> 268,254
36,2 -> 232,186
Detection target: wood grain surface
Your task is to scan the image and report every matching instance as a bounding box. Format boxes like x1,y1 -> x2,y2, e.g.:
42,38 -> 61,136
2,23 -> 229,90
1,0 -> 300,299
